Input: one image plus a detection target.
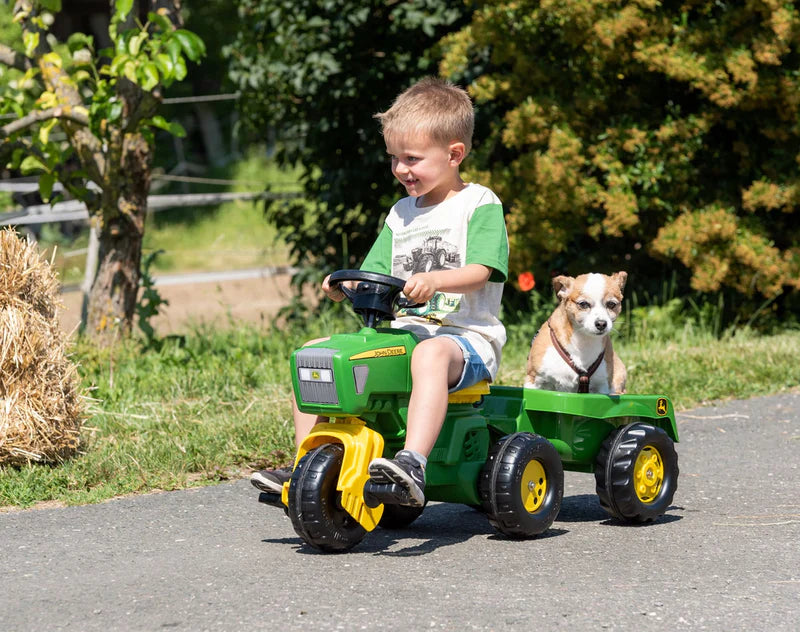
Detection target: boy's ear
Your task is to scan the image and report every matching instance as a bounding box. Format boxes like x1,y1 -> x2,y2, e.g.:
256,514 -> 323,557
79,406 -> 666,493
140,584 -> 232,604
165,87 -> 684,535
448,142 -> 466,165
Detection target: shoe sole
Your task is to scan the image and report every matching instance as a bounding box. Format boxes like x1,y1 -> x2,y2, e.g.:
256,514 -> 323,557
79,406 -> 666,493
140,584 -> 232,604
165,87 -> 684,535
250,476 -> 284,494
368,459 -> 425,507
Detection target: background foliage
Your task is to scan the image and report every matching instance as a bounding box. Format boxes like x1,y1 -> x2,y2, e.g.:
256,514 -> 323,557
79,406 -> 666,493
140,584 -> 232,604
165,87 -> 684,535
439,0 -> 800,321
226,0 -> 467,288
225,0 -> 800,326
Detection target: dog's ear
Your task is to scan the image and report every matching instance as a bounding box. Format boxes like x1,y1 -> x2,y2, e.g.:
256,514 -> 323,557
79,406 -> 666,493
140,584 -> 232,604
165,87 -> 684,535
611,271 -> 628,294
552,275 -> 573,301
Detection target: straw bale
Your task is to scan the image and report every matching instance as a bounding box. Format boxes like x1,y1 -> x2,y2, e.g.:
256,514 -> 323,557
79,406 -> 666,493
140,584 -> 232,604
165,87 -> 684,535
0,228 -> 84,465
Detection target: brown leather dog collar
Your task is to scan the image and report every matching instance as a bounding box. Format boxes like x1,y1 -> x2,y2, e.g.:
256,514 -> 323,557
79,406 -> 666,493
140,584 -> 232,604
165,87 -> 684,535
548,320 -> 605,393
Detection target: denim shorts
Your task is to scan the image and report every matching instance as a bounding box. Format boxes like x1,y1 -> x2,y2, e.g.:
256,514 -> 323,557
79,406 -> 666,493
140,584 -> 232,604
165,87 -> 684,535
438,334 -> 492,393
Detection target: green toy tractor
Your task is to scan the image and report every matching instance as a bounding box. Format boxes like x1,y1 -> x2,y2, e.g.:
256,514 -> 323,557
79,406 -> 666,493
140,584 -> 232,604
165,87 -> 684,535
258,270 -> 679,552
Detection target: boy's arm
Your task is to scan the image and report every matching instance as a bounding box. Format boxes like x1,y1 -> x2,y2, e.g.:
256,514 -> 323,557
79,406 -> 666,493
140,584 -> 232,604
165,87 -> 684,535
403,264 -> 492,303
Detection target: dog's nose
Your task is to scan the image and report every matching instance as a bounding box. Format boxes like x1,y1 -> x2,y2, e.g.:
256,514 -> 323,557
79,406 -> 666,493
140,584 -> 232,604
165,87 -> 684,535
595,319 -> 607,332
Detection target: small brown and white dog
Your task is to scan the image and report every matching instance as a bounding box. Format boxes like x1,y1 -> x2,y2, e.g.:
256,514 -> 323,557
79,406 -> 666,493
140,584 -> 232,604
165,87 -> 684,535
525,272 -> 627,394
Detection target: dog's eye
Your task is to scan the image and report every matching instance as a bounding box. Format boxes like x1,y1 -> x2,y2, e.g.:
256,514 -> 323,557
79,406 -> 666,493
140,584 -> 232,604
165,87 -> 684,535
576,300 -> 590,309
606,300 -> 618,309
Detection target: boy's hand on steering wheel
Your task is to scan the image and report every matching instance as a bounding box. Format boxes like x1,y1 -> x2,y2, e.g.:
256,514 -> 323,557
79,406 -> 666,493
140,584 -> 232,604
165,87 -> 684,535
322,274 -> 347,302
403,273 -> 438,303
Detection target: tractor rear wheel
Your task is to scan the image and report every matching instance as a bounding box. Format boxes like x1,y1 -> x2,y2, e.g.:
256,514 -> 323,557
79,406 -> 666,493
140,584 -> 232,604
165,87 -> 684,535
595,422 -> 679,523
287,443 -> 367,552
479,433 -> 563,538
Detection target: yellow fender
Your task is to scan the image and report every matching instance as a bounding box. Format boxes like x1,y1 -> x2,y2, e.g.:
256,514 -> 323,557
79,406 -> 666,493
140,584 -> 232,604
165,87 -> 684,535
280,418 -> 385,531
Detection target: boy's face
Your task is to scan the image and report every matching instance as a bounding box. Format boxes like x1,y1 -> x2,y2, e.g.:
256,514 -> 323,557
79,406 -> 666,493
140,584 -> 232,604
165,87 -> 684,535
385,132 -> 465,207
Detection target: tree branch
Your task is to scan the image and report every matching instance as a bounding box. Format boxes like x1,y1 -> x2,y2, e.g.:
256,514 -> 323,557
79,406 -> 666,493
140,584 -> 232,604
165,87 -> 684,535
0,43 -> 32,72
1,106 -> 90,138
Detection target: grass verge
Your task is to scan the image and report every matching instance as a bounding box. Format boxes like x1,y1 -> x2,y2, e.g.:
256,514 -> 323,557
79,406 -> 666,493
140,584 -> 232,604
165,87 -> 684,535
2,317 -> 799,510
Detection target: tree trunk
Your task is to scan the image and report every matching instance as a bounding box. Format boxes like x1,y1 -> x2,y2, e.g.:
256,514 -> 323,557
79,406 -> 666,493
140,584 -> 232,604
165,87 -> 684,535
83,132 -> 151,342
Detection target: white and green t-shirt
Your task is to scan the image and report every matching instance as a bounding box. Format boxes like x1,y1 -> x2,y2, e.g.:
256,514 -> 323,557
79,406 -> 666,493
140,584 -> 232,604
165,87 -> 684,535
361,183 -> 508,379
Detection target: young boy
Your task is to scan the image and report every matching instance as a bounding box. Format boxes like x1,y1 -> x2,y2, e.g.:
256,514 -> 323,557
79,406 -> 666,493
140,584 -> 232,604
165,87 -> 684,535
252,77 -> 508,507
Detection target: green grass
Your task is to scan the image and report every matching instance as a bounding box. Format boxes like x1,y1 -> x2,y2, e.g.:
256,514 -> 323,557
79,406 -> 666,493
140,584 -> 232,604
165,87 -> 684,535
2,309 -> 799,510
37,148 -> 296,285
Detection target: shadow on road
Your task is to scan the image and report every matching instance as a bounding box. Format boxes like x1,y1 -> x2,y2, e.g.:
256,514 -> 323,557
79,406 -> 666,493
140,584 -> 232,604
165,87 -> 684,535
261,503 -> 573,556
556,493 -> 684,527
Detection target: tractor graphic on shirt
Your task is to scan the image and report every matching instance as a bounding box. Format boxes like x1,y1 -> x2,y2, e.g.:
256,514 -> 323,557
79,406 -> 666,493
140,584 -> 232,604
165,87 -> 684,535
402,236 -> 460,273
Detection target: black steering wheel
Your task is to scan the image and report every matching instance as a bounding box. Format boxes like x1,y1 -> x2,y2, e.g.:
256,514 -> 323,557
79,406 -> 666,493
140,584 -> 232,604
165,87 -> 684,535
328,269 -> 424,328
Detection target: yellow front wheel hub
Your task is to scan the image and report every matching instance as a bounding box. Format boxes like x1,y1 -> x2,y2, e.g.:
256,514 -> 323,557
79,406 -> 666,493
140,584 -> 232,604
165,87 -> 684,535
633,445 -> 664,503
521,459 -> 547,513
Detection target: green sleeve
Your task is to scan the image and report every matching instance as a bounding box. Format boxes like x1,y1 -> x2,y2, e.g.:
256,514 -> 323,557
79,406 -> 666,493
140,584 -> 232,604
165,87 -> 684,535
466,203 -> 508,282
360,223 -> 393,275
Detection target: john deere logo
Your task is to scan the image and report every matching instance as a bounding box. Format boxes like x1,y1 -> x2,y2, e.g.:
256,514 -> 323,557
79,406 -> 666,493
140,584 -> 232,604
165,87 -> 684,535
656,398 -> 668,416
349,346 -> 407,360
311,370 -> 321,380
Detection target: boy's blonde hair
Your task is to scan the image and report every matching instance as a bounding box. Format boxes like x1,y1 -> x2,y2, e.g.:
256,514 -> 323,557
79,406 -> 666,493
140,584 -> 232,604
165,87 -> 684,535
375,77 -> 474,155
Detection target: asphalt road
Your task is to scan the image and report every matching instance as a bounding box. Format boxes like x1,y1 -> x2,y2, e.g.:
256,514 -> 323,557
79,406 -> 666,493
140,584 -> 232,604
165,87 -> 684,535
2,392 -> 799,631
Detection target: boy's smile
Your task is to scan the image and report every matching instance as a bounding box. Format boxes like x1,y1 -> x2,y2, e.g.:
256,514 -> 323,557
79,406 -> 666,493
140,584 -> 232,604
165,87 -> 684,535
385,132 -> 466,207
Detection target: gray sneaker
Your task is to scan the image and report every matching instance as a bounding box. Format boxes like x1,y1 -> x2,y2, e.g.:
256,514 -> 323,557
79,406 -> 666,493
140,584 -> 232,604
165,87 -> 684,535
368,450 -> 426,507
250,466 -> 292,493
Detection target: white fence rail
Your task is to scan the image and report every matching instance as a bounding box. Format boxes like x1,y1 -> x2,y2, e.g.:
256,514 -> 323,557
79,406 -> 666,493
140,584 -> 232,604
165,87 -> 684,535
0,191 -> 301,226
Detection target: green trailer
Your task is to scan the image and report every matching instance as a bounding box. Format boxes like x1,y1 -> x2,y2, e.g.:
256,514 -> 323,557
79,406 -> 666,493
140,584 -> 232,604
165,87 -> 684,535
260,271 -> 679,552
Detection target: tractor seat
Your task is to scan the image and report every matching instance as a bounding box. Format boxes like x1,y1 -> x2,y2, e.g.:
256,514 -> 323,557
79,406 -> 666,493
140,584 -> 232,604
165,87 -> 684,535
447,380 -> 490,404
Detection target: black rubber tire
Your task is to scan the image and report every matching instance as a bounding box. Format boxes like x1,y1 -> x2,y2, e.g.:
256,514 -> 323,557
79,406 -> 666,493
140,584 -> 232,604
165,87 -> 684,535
479,432 -> 564,538
595,422 -> 679,523
377,503 -> 426,530
287,443 -> 367,552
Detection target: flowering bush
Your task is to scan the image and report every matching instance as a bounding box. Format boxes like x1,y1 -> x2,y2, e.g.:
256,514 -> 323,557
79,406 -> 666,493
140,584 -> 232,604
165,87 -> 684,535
441,1 -> 800,306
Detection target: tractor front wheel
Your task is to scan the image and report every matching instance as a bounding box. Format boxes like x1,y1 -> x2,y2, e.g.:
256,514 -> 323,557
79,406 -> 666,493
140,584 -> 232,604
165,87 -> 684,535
594,422 -> 679,523
287,443 -> 367,552
479,433 -> 564,538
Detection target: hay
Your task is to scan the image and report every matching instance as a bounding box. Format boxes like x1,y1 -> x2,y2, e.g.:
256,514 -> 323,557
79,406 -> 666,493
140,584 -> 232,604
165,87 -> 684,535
0,228 -> 84,465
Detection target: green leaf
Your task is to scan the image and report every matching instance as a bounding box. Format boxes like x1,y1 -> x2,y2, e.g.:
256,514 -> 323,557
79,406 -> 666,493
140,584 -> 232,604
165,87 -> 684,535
110,53 -> 130,76
140,62 -> 160,91
39,0 -> 62,11
149,115 -> 186,138
39,173 -> 56,202
116,0 -> 134,21
174,57 -> 187,81
23,31 -> 40,58
164,38 -> 182,65
123,60 -> 137,83
148,11 -> 173,33
128,31 -> 148,56
20,155 -> 47,174
167,121 -> 186,138
172,29 -> 206,62
108,101 -> 123,122
39,119 -> 58,145
67,32 -> 94,53
115,31 -> 129,55
7,149 -> 24,170
153,53 -> 174,78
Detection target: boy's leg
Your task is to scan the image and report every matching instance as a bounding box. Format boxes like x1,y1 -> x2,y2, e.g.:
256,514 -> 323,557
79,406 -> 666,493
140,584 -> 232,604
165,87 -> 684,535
251,337 -> 331,493
405,337 -> 465,456
367,337 -> 464,506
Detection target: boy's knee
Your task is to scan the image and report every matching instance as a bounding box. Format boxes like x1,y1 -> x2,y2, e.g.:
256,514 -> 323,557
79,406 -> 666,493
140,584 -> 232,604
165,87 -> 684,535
412,337 -> 461,369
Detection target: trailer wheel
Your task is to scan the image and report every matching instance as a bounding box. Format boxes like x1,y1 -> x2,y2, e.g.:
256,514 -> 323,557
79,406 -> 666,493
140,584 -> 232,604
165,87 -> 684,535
595,422 -> 679,523
377,503 -> 426,530
287,443 -> 366,552
479,433 -> 563,538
